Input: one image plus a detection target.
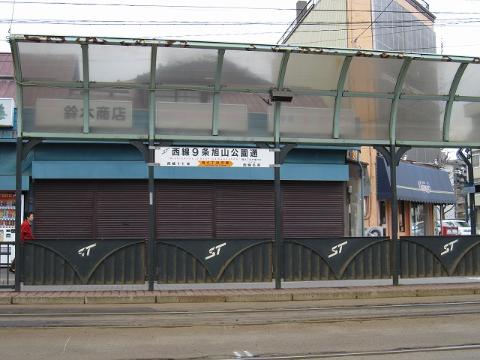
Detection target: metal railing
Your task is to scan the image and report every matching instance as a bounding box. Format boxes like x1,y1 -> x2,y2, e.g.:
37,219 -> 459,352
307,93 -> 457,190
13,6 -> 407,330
0,241 -> 15,289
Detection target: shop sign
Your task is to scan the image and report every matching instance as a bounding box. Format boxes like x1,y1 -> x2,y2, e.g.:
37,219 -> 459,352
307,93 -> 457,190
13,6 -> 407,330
417,180 -> 431,193
35,99 -> 132,128
0,98 -> 15,127
155,146 -> 275,168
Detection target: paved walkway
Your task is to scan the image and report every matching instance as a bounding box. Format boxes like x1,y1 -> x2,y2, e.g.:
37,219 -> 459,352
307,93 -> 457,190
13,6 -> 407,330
0,281 -> 479,305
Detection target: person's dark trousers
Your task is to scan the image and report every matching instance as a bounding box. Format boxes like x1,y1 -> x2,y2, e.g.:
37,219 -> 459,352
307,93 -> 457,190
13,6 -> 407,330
9,258 -> 15,273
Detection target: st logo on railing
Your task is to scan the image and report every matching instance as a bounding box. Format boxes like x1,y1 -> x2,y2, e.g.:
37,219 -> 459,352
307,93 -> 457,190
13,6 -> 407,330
440,239 -> 459,256
328,241 -> 348,258
78,243 -> 97,257
205,242 -> 227,260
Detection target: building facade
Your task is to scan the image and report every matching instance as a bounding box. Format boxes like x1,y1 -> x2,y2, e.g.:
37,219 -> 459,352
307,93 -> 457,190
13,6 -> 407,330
282,0 -> 457,236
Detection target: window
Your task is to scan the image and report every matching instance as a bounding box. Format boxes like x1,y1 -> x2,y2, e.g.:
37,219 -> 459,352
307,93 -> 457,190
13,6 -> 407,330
472,153 -> 480,168
411,203 -> 425,236
398,201 -> 406,232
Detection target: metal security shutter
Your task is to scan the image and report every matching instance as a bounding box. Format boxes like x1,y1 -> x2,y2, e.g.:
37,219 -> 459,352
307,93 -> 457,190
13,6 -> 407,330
95,181 -> 148,239
156,181 -> 214,239
34,180 -> 95,239
215,181 -> 274,239
283,181 -> 345,238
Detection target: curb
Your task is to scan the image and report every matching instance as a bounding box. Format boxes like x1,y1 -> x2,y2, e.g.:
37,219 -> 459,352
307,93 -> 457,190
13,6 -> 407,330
1,285 -> 479,305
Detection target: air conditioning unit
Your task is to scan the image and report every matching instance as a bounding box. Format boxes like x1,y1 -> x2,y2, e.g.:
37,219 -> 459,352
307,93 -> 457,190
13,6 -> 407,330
366,226 -> 385,237
0,98 -> 14,127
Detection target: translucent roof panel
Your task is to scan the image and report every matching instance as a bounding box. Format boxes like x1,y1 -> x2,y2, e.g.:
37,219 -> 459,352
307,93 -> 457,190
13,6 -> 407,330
457,63 -> 480,97
219,93 -> 271,137
340,97 -> 391,140
22,86 -> 84,133
396,100 -> 446,142
345,57 -> 403,93
156,90 -> 213,136
11,36 -> 480,145
221,50 -> 282,89
279,95 -> 335,139
284,54 -> 344,91
18,42 -> 82,82
89,88 -> 148,136
402,60 -> 459,95
156,47 -> 218,87
89,45 -> 151,83
449,102 -> 480,142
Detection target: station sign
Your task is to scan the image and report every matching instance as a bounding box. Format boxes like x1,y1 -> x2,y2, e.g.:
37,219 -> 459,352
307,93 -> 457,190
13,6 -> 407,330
155,146 -> 275,168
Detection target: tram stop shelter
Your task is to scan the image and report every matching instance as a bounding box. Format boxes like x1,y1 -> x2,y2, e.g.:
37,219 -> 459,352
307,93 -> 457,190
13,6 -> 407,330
8,34 -> 480,291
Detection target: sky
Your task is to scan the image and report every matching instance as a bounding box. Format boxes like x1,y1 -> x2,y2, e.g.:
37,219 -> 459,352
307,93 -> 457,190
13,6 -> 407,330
0,0 -> 479,56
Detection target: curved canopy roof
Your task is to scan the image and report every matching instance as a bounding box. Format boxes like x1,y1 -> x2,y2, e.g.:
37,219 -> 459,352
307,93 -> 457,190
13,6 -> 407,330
9,34 -> 480,147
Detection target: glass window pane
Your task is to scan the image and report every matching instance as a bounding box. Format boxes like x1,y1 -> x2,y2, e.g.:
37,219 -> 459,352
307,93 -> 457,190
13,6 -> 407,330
219,93 -> 270,137
279,95 -> 334,139
345,57 -> 403,93
23,86 -> 84,133
89,45 -> 150,83
450,102 -> 480,142
156,47 -> 218,87
89,88 -> 148,135
284,54 -> 344,91
221,51 -> 282,89
403,60 -> 459,95
19,43 -> 82,82
396,100 -> 446,141
340,98 -> 391,140
457,64 -> 480,97
156,90 -> 213,136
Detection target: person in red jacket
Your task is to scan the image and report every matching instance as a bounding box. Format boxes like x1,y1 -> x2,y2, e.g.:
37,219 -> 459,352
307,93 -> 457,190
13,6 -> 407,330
20,212 -> 35,242
9,212 -> 34,273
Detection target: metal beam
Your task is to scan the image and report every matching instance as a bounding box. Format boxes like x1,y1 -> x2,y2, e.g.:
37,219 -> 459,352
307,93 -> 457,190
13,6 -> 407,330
389,58 -> 412,144
11,41 -> 23,136
333,56 -> 352,139
10,35 -> 480,64
443,63 -> 469,142
274,51 -> 290,144
400,94 -> 449,101
343,91 -> 394,99
149,45 -> 157,139
23,132 -> 148,140
81,44 -> 90,133
212,49 -> 225,136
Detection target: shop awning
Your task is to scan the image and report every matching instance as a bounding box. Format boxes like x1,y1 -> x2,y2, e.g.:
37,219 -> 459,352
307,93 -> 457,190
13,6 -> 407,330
377,157 -> 455,204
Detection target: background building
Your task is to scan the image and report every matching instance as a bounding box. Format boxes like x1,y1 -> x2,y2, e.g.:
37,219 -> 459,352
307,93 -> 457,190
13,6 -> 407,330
281,0 -> 459,236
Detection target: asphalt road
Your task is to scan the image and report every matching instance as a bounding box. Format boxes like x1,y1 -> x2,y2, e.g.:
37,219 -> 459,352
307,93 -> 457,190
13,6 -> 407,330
0,295 -> 480,359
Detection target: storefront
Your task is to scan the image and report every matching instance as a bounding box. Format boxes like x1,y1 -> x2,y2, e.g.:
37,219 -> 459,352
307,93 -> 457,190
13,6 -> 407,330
377,157 -> 456,236
29,143 -> 349,240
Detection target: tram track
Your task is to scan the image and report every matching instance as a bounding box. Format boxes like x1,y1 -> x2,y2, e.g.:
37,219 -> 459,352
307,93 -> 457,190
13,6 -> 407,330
1,298 -> 480,329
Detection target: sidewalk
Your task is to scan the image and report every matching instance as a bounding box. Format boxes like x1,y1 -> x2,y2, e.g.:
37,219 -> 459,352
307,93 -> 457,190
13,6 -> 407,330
0,281 -> 479,305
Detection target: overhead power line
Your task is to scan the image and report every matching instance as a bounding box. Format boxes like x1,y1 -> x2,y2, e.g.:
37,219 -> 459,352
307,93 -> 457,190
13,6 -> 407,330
0,18 -> 479,26
0,0 -> 478,15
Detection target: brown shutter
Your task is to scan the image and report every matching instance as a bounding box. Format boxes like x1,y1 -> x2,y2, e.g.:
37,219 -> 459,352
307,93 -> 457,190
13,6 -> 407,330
156,181 -> 214,239
215,181 -> 274,239
95,181 -> 148,239
34,180 -> 95,239
283,181 -> 345,238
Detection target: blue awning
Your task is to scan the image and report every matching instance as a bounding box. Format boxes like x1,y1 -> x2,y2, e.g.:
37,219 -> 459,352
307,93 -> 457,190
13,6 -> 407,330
377,157 -> 455,204
32,161 -> 349,181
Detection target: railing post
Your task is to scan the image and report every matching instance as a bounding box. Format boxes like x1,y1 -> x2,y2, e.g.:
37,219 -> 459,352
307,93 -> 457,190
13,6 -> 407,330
14,137 -> 22,291
274,148 -> 282,289
148,143 -> 156,291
